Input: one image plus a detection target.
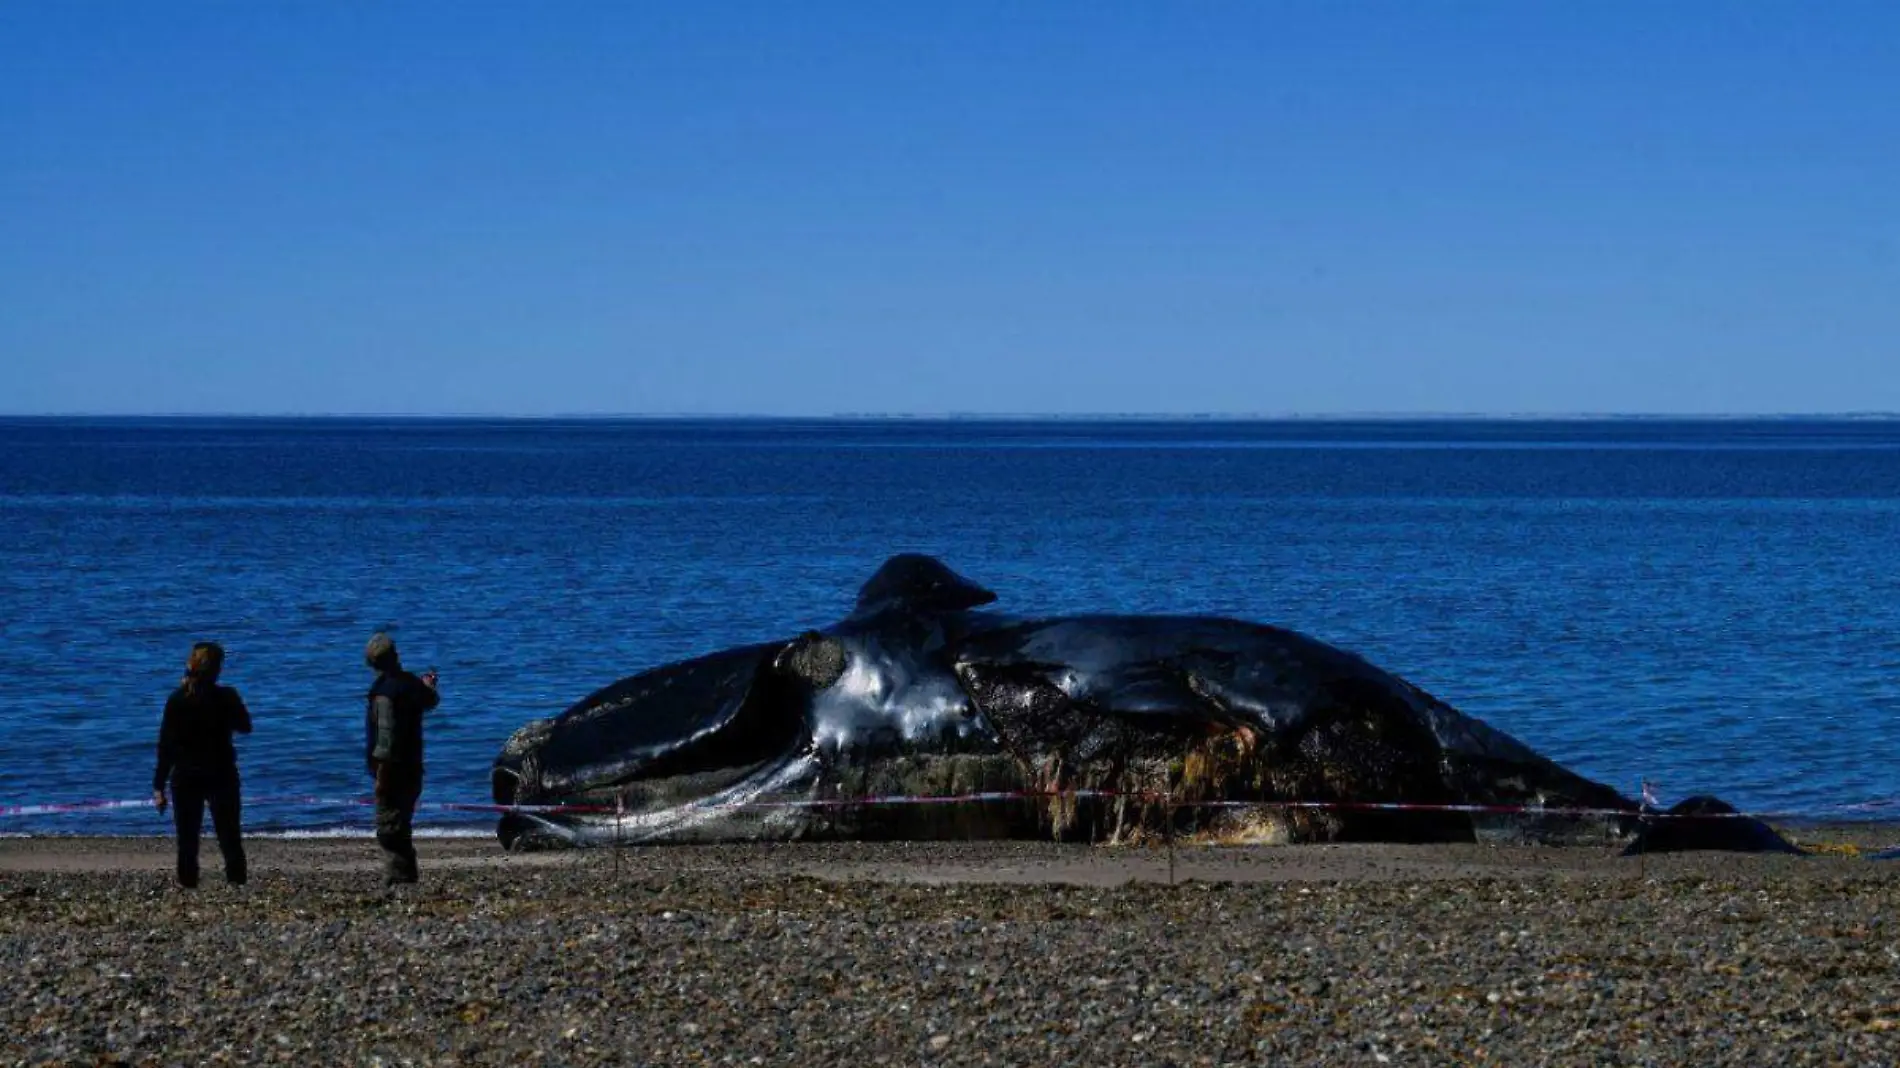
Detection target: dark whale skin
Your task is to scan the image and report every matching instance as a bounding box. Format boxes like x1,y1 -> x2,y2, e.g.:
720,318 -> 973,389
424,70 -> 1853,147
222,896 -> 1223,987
1621,796 -> 1804,856
492,555 -> 1792,855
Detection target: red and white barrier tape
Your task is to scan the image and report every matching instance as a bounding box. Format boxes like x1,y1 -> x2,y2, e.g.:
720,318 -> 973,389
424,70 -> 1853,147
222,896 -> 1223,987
7,789 -> 1900,822
0,794 -> 614,819
744,791 -> 1895,821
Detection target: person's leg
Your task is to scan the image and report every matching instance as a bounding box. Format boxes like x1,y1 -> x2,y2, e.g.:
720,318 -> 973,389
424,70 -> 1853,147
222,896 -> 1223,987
399,774 -> 422,881
375,768 -> 420,885
207,774 -> 247,886
171,776 -> 205,888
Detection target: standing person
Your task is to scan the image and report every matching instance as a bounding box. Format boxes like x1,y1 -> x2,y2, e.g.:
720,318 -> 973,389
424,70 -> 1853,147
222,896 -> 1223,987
363,632 -> 438,886
152,641 -> 251,888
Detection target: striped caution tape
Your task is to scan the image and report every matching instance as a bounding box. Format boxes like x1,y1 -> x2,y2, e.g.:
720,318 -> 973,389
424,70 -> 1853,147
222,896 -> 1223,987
0,794 -> 616,819
6,789 -> 1900,822
725,789 -> 1900,821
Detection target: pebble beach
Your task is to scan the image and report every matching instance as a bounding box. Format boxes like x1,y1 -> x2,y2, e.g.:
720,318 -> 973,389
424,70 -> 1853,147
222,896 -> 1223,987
5,835 -> 1899,1066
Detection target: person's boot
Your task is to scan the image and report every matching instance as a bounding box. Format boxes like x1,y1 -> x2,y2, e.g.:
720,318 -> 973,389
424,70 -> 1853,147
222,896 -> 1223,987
384,857 -> 418,887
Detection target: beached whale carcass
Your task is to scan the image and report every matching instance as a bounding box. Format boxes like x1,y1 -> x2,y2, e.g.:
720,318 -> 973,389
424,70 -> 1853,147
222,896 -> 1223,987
491,554 -> 1796,854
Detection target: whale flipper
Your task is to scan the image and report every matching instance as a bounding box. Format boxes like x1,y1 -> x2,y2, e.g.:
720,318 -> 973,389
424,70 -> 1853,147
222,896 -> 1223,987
1620,796 -> 1805,856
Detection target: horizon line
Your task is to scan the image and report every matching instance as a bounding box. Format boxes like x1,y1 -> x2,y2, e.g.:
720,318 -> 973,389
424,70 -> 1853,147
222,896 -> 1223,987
2,410 -> 1899,422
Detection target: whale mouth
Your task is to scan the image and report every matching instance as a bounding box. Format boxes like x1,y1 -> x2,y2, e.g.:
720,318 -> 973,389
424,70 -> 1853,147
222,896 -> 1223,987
492,752 -> 825,848
491,762 -> 581,850
498,810 -> 585,850
491,765 -> 531,849
490,762 -> 595,850
492,764 -> 520,807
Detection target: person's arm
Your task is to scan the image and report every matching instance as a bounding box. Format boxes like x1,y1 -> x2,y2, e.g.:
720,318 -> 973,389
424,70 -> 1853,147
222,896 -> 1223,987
372,695 -> 402,786
226,688 -> 253,736
418,676 -> 440,714
153,693 -> 177,809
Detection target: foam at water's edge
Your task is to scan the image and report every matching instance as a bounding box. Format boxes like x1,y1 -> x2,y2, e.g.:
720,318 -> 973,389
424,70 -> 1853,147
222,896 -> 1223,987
261,827 -> 494,839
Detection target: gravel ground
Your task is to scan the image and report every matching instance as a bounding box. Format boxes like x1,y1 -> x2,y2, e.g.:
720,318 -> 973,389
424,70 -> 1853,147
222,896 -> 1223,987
4,837 -> 1899,1066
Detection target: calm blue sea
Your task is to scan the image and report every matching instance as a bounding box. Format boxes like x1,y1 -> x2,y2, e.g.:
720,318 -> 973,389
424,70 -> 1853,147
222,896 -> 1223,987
2,417 -> 1897,836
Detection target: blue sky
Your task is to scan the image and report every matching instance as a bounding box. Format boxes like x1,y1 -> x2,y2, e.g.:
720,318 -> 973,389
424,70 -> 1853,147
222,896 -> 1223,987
2,2 -> 1895,416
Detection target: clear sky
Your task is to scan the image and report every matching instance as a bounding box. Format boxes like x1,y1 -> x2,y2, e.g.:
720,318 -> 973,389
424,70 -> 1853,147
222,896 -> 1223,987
2,2 -> 1895,416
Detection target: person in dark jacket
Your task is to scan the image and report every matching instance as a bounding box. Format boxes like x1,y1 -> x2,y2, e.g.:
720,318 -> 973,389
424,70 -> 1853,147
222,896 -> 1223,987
364,632 -> 439,886
153,641 -> 251,888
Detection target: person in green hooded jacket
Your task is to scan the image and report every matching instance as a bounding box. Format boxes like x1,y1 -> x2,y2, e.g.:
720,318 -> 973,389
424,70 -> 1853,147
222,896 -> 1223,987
363,632 -> 439,886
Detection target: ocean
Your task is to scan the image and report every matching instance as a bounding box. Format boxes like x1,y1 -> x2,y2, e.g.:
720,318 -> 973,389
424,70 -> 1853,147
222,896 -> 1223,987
2,416 -> 1896,837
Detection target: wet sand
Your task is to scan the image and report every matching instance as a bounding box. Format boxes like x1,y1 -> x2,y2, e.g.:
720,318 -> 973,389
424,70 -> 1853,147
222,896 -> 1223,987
5,834 -> 1898,1064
